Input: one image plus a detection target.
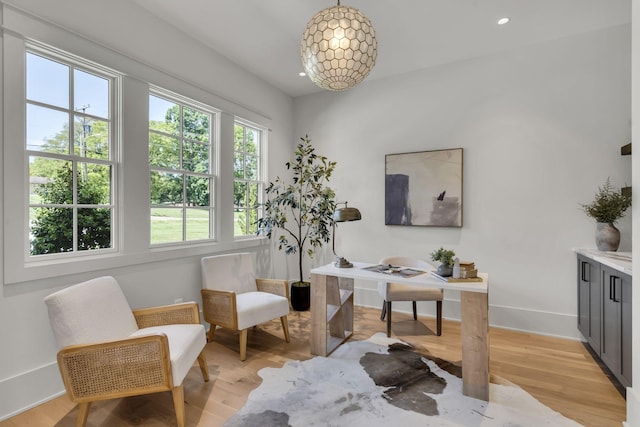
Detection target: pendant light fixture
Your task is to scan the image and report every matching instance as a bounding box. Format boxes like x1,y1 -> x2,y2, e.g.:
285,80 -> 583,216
300,0 -> 377,91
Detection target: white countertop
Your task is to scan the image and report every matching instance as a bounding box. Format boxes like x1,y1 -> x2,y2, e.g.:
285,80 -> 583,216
575,248 -> 632,275
311,261 -> 488,293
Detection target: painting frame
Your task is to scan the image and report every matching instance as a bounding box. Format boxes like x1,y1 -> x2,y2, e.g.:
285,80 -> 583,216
385,148 -> 463,227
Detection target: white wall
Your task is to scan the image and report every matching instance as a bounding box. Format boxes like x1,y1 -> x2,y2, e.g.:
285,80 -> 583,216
293,24 -> 632,339
0,0 -> 294,420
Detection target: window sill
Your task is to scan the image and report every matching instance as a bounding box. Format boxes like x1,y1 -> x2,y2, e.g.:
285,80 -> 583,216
4,237 -> 269,285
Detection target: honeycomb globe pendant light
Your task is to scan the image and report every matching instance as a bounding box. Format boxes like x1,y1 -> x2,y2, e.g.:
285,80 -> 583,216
300,0 -> 377,91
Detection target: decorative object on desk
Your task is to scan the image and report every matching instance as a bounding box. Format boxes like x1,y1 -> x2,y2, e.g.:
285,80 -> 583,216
452,257 -> 460,279
224,334 -> 581,427
385,148 -> 463,227
300,0 -> 377,91
362,264 -> 426,278
430,246 -> 456,277
580,177 -> 631,251
332,202 -> 362,268
257,135 -> 336,311
433,260 -> 479,282
458,261 -> 478,279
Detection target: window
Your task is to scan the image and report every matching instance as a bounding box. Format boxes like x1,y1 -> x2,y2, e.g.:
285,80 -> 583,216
234,122 -> 264,237
149,91 -> 215,245
26,49 -> 117,257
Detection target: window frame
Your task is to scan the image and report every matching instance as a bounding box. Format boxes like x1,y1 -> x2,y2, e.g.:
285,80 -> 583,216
24,43 -> 120,261
233,119 -> 266,239
148,87 -> 219,247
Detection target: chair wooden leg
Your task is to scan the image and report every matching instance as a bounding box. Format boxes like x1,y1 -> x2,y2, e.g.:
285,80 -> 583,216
380,301 -> 387,320
197,349 -> 210,382
281,316 -> 291,342
412,301 -> 418,320
239,329 -> 248,361
436,300 -> 443,336
172,385 -> 185,427
386,301 -> 392,337
206,323 -> 216,342
75,402 -> 91,427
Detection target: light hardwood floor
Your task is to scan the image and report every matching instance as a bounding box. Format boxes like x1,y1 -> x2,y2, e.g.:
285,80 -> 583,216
1,306 -> 626,427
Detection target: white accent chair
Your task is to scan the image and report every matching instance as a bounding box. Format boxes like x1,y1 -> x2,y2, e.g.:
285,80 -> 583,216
201,252 -> 290,361
378,256 -> 443,337
44,276 -> 209,427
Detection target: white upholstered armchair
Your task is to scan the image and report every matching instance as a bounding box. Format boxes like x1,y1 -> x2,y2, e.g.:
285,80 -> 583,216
201,252 -> 290,361
44,276 -> 209,427
378,256 -> 443,337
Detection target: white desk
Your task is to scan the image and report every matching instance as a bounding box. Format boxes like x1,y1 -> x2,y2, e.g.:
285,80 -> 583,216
309,261 -> 489,401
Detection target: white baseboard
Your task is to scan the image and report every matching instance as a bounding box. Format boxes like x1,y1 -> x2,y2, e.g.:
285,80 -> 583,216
624,386 -> 639,427
0,361 -> 64,422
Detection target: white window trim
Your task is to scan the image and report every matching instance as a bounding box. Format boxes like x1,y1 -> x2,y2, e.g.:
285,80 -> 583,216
234,118 -> 267,239
24,42 -> 121,262
149,86 -> 221,246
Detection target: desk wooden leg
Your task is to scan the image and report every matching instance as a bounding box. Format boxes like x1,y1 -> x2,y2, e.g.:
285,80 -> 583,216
461,291 -> 489,401
310,273 -> 328,356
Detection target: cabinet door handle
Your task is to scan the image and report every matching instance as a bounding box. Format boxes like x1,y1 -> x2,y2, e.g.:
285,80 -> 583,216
609,276 -> 614,300
612,276 -> 620,303
581,261 -> 589,282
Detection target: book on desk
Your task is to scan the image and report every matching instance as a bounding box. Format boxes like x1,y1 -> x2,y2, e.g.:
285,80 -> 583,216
431,272 -> 483,282
361,264 -> 426,278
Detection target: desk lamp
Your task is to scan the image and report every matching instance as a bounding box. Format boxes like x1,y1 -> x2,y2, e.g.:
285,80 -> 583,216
332,202 -> 362,268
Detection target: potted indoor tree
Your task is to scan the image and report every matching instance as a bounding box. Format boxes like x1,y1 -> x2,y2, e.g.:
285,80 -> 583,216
580,177 -> 631,251
257,135 -> 336,310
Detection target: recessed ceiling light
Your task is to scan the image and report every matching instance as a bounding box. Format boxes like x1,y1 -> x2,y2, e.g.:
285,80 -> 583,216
497,17 -> 510,25
299,72 -> 306,77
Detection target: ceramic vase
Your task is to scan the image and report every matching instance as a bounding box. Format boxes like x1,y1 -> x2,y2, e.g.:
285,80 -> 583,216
437,263 -> 453,277
595,222 -> 620,252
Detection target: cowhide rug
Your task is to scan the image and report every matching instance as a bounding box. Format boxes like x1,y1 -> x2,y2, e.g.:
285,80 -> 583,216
224,333 -> 583,427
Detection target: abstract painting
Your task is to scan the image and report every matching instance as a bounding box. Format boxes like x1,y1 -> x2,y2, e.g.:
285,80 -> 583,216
385,148 -> 463,227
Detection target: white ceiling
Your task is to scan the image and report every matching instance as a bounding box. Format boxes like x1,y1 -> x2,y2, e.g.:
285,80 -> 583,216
132,0 -> 630,98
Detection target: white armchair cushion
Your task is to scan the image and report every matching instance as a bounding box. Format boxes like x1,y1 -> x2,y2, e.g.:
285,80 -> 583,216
131,323 -> 206,385
202,252 -> 257,295
236,291 -> 290,331
44,276 -> 139,349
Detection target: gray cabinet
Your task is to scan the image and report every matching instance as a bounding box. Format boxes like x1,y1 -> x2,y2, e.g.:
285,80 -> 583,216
601,265 -> 632,388
577,255 -> 601,354
577,255 -> 632,389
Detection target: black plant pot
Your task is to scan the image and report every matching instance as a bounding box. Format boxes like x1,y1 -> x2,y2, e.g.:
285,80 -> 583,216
290,281 -> 311,311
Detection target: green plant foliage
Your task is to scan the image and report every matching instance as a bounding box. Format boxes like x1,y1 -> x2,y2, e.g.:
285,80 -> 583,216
581,178 -> 631,224
430,246 -> 456,267
30,164 -> 111,255
257,135 -> 336,283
